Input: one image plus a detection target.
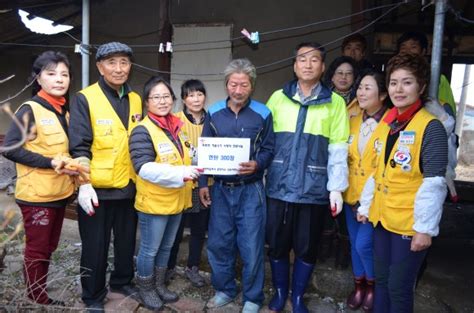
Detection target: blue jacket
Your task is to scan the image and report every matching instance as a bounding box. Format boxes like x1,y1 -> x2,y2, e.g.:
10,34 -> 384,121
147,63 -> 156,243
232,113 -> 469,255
198,98 -> 274,186
265,79 -> 349,204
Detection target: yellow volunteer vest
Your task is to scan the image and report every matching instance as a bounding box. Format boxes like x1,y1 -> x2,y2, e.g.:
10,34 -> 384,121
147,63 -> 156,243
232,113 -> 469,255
343,111 -> 387,205
80,83 -> 142,188
369,108 -> 435,236
135,116 -> 192,215
15,101 -> 74,202
347,98 -> 362,120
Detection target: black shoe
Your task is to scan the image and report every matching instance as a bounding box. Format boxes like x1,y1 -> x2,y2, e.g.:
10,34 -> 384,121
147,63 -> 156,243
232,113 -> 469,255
110,284 -> 140,300
86,302 -> 104,312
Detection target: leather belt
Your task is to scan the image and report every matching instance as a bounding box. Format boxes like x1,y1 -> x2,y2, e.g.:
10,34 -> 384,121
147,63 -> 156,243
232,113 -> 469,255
215,177 -> 260,187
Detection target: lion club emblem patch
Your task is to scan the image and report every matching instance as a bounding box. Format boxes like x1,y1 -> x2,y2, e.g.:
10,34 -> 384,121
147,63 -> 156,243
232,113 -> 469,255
131,114 -> 142,122
393,150 -> 411,165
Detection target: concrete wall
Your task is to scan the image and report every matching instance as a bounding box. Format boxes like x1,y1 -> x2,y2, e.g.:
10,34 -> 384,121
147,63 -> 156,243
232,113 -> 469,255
170,0 -> 351,102
0,0 -> 351,133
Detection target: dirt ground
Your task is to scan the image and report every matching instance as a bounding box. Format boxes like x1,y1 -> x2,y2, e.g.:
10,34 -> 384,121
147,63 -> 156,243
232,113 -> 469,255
1,190 -> 473,312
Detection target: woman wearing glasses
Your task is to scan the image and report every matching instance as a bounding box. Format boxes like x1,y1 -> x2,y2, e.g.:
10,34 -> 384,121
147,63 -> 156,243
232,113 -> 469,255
321,55 -> 360,269
129,76 -> 202,310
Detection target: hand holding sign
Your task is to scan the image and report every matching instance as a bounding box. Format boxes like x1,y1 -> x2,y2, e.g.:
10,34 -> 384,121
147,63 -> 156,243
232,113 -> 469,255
183,166 -> 204,182
238,160 -> 258,175
198,137 -> 250,175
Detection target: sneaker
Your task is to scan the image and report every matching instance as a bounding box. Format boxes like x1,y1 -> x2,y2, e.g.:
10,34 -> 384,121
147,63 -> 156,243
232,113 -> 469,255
207,291 -> 234,308
85,302 -> 104,312
185,266 -> 206,287
242,301 -> 260,313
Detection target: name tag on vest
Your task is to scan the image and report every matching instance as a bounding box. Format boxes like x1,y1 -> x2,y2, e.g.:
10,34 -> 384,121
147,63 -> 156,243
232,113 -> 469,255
40,118 -> 55,125
399,131 -> 415,145
158,143 -> 174,155
97,119 -> 113,125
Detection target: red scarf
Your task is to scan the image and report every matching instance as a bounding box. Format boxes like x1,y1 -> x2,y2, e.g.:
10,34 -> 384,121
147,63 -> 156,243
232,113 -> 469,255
383,99 -> 422,124
37,89 -> 66,114
148,112 -> 183,143
383,99 -> 422,135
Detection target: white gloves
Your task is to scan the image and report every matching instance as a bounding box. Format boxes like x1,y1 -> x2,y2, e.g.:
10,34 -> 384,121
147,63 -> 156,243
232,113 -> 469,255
446,166 -> 458,202
327,143 -> 349,192
139,162 -> 202,188
183,166 -> 202,182
329,191 -> 343,217
358,175 -> 375,218
78,183 -> 98,216
413,176 -> 446,237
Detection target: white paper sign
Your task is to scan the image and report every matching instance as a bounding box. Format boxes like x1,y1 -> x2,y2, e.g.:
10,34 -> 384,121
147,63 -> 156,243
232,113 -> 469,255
198,137 -> 250,175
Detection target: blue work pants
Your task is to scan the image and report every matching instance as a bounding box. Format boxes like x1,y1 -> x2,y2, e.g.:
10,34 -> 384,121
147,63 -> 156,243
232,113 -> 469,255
373,224 -> 428,313
207,180 -> 266,305
344,203 -> 374,279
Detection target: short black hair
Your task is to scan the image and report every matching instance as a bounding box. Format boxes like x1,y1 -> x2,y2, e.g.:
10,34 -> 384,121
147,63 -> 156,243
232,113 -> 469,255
181,79 -> 207,100
30,51 -> 71,96
294,42 -> 326,63
355,68 -> 387,96
341,33 -> 367,53
396,31 -> 428,53
142,76 -> 176,107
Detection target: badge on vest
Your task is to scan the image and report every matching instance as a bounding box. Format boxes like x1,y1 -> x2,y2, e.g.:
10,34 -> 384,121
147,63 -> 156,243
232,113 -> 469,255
131,114 -> 142,123
158,143 -> 174,155
374,138 -> 383,154
399,131 -> 415,145
40,118 -> 55,125
348,135 -> 354,144
179,131 -> 189,142
97,119 -> 113,125
393,150 -> 412,172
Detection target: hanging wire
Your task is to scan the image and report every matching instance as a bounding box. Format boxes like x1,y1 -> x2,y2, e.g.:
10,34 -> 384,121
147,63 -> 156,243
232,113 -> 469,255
132,1 -> 404,76
13,1 -> 77,10
1,1 -> 410,77
0,42 -> 72,48
448,3 -> 474,24
63,31 -> 81,43
129,0 -> 410,48
0,78 -> 36,105
1,0 -> 409,50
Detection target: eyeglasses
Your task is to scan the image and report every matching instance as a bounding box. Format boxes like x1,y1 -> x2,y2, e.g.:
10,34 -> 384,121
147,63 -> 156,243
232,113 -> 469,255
148,94 -> 172,103
335,71 -> 354,77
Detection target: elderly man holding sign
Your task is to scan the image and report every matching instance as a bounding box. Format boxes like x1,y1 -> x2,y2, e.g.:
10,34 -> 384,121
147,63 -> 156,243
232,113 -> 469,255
198,58 -> 274,313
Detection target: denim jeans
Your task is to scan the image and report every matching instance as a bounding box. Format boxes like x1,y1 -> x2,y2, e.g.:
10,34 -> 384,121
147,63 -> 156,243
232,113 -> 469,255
344,203 -> 374,279
136,212 -> 182,277
207,180 -> 266,305
168,208 -> 210,269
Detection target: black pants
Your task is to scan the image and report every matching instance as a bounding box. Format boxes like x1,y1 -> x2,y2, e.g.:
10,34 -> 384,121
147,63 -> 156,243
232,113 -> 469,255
168,209 -> 210,269
77,198 -> 137,305
265,197 -> 326,264
321,205 -> 348,235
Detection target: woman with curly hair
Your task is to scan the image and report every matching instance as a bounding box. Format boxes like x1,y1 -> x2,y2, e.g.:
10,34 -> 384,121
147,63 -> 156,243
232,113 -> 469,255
357,53 -> 448,313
